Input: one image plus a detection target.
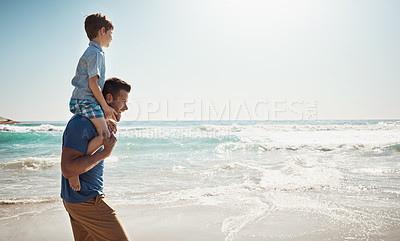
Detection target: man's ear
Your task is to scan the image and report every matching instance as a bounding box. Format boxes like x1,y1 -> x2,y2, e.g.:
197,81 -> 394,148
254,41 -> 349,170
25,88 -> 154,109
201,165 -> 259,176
105,93 -> 113,104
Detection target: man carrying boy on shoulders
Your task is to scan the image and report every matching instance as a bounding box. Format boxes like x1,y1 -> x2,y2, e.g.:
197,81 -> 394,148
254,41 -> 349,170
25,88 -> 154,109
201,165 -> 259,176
61,78 -> 131,241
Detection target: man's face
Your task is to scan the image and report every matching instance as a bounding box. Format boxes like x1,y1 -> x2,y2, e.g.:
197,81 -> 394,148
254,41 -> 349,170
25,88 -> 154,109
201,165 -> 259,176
108,90 -> 129,119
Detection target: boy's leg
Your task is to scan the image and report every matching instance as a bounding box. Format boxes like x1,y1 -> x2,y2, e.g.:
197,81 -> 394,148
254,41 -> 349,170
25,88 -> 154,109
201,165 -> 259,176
86,117 -> 110,155
69,175 -> 81,191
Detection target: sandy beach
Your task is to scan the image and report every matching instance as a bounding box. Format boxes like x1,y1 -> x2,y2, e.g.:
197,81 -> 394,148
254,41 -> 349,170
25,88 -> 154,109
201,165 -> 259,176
1,200 -> 400,241
0,201 -> 226,241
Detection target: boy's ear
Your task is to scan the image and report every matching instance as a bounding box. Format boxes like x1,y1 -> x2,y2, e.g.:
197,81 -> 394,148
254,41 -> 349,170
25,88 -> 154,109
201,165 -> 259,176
98,27 -> 106,36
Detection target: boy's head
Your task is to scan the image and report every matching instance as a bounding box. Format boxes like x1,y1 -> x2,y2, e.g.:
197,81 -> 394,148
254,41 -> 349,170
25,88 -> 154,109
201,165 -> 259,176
85,13 -> 114,41
103,78 -> 131,117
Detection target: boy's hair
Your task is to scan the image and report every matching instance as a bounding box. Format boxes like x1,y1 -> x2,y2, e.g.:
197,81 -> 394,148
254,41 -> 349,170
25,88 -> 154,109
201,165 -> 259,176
103,77 -> 131,98
85,13 -> 114,40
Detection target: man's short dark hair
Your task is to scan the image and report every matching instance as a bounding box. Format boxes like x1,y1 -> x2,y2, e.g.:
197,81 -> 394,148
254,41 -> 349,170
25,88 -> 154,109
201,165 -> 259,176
103,77 -> 131,98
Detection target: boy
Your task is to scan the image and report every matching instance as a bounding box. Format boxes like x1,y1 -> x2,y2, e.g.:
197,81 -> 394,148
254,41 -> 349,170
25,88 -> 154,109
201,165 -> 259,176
68,13 -> 117,191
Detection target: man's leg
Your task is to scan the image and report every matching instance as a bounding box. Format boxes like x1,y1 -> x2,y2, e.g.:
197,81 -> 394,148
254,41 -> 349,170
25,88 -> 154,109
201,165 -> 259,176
68,213 -> 94,241
63,196 -> 129,241
91,195 -> 129,241
64,200 -> 95,241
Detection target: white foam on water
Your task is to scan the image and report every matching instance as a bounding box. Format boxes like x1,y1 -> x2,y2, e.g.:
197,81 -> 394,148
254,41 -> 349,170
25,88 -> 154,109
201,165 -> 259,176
105,156 -> 119,163
0,124 -> 64,132
0,197 -> 59,205
108,155 -> 346,240
354,167 -> 400,175
221,196 -> 277,241
268,192 -> 400,240
0,156 -> 60,170
259,157 -> 343,191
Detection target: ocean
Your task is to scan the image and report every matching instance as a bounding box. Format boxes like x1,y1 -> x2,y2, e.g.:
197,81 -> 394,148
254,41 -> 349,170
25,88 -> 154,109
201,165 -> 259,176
1,120 -> 400,240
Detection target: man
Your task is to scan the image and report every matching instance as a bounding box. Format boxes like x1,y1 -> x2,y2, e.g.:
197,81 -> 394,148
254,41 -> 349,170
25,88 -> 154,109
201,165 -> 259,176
61,77 -> 131,241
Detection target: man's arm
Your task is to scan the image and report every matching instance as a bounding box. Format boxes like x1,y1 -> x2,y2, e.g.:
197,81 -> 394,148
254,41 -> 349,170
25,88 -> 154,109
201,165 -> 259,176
61,133 -> 116,179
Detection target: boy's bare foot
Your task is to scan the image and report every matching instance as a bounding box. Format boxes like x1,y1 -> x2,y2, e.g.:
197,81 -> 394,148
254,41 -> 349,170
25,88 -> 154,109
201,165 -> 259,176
69,176 -> 81,191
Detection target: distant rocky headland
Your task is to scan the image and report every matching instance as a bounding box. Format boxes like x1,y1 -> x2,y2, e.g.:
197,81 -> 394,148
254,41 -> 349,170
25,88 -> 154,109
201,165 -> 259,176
0,117 -> 20,124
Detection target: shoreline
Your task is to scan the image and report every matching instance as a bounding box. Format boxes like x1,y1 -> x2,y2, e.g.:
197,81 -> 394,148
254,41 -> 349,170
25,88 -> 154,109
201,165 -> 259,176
1,201 -> 400,241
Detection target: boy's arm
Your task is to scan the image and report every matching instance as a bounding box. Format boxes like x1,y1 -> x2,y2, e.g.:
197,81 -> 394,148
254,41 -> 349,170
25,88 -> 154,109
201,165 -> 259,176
88,75 -> 117,120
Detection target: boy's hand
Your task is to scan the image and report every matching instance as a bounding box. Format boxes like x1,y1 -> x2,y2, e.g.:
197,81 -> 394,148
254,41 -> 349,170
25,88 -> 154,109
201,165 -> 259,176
115,112 -> 121,122
103,105 -> 118,121
106,119 -> 117,134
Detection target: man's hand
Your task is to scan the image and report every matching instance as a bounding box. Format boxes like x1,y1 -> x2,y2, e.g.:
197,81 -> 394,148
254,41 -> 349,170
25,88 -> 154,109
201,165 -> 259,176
102,132 -> 117,158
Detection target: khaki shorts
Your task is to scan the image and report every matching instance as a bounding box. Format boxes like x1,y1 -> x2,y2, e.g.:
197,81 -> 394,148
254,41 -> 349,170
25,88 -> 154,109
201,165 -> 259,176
63,195 -> 129,241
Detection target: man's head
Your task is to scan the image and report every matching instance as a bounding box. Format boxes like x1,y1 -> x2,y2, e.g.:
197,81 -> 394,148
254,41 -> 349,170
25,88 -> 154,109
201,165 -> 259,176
103,78 -> 131,120
85,13 -> 114,47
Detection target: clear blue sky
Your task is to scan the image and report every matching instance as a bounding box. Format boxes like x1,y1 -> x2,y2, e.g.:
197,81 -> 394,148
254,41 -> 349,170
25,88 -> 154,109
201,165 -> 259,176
1,0 -> 399,121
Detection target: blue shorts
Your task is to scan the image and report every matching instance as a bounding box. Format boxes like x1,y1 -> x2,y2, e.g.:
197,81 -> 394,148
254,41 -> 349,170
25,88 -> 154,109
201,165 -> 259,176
69,99 -> 104,119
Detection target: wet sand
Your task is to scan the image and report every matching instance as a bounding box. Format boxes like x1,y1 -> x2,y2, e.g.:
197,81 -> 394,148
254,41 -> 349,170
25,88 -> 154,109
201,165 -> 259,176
1,201 -> 399,241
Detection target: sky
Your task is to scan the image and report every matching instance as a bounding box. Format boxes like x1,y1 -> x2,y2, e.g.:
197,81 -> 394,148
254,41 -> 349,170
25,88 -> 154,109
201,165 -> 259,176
0,0 -> 399,121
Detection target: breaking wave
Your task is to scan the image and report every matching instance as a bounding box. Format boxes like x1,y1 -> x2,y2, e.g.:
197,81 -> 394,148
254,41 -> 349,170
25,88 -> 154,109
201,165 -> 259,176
0,124 -> 64,132
0,197 -> 59,205
0,157 -> 59,170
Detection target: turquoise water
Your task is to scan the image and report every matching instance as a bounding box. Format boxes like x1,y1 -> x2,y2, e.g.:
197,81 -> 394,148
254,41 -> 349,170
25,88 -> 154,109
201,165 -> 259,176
1,120 -> 400,239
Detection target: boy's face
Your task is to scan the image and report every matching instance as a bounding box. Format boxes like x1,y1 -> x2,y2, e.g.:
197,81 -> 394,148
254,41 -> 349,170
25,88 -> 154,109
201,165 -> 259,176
98,27 -> 113,48
103,29 -> 113,48
103,29 -> 112,48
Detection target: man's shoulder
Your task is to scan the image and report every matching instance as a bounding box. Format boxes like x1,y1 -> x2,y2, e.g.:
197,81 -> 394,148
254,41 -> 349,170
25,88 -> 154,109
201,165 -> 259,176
63,115 -> 96,151
65,115 -> 94,132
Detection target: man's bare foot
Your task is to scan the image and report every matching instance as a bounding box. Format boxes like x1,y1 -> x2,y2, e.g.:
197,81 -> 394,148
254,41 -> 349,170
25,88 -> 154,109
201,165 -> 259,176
69,176 -> 81,191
